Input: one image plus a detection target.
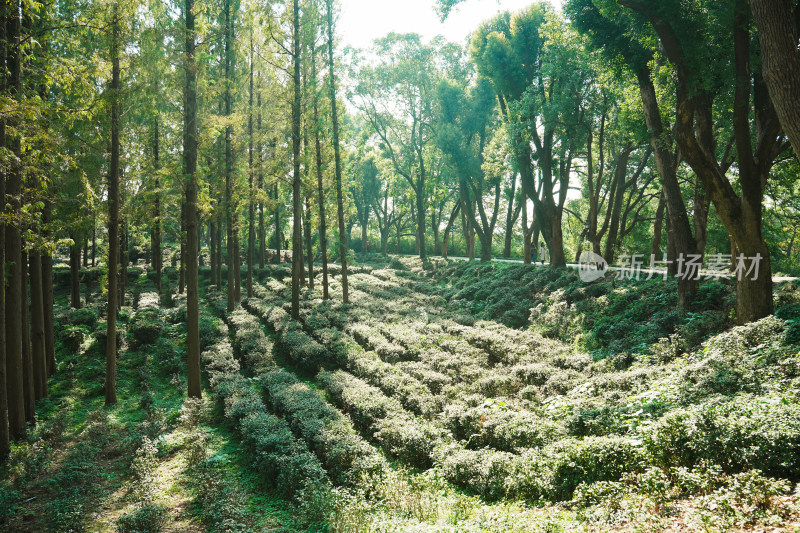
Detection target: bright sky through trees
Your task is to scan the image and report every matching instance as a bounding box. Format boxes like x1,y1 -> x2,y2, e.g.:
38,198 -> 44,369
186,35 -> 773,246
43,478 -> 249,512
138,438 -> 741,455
338,0 -> 563,49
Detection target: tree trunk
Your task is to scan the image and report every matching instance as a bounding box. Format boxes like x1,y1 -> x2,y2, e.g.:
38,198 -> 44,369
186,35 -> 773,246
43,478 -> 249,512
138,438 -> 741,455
179,203 -> 186,294
30,250 -> 45,400
21,253 -> 33,421
257,91 -> 266,269
651,193 -> 665,259
247,33 -> 255,299
210,221 -> 217,289
637,68 -> 697,309
152,117 -> 162,293
291,0 -> 302,319
105,11 -> 121,406
184,0 -> 201,399
327,0 -> 348,303
305,196 -> 314,289
603,145 -> 632,264
442,202 -> 460,259
224,0 -> 235,312
69,234 -> 81,309
748,0 -> 800,164
274,184 -> 281,264
0,156 -> 6,457
312,47 -> 329,299
503,173 -> 517,258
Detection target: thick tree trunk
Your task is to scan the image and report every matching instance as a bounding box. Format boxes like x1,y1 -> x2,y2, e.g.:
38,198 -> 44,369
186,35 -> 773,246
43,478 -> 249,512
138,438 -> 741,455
184,0 -> 202,399
0,169 -> 6,457
5,0 -> 25,439
748,0 -> 800,164
637,69 -> 697,309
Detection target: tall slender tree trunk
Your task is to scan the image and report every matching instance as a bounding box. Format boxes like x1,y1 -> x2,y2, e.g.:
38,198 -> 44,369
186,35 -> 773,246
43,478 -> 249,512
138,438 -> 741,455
247,33 -> 255,299
30,250 -> 45,400
105,11 -> 121,406
184,0 -> 201,399
152,117 -> 162,293
503,174 -> 517,258
442,203 -> 460,259
290,0 -> 302,319
179,203 -> 186,294
5,0 -> 25,439
224,0 -> 235,312
69,235 -> 81,309
312,48 -> 329,299
274,184 -> 281,264
305,197 -> 314,289
651,193 -> 665,259
21,252 -> 33,421
326,0 -> 348,303
0,160 -> 6,457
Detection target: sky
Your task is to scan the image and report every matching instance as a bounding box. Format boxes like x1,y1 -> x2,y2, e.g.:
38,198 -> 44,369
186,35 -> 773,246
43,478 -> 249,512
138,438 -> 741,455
337,0 -> 563,51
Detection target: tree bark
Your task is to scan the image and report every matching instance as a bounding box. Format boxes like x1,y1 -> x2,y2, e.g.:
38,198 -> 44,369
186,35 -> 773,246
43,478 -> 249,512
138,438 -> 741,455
291,0 -> 302,319
636,68 -> 698,309
184,0 -> 201,399
224,0 -> 235,312
21,253 -> 33,421
69,234 -> 81,309
5,0 -> 25,438
247,33 -> 255,299
748,0 -> 800,163
312,50 -> 329,299
327,0 -> 349,303
30,250 -> 46,400
105,10 -> 121,406
152,117 -> 162,293
503,173 -> 517,258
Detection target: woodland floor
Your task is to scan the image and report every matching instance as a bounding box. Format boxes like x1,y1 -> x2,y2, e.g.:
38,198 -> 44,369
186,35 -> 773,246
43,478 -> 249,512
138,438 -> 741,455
2,253 -> 800,532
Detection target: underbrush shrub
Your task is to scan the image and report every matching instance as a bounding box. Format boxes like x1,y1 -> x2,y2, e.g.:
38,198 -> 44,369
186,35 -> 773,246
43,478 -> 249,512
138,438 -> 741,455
61,326 -> 88,352
130,309 -> 163,347
261,369 -> 386,485
202,324 -> 329,499
278,322 -> 329,373
319,370 -> 446,469
443,402 -> 566,452
644,396 -> 800,479
433,443 -> 514,501
678,316 -> 787,401
511,436 -> 646,501
69,307 -> 99,327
